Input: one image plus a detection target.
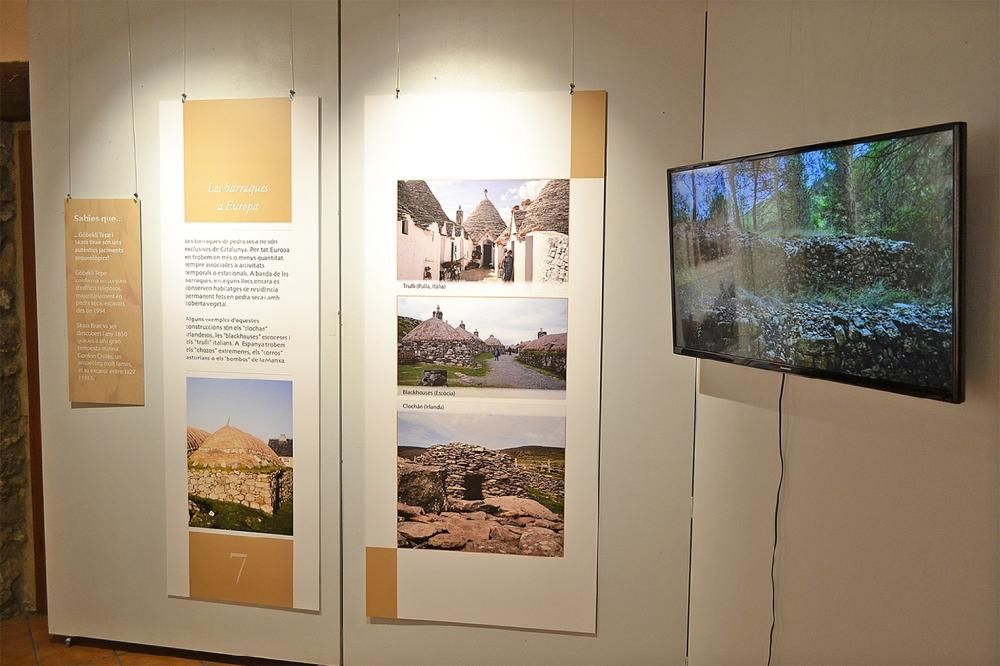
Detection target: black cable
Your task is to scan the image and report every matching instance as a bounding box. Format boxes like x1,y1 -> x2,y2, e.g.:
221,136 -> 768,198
683,358 -> 699,660
767,372 -> 787,666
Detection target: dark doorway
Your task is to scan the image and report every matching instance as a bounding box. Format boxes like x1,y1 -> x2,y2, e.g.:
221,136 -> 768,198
463,473 -> 485,500
483,241 -> 493,268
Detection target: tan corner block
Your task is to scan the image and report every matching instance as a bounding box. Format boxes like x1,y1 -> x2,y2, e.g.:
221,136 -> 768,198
571,90 -> 608,179
365,547 -> 398,619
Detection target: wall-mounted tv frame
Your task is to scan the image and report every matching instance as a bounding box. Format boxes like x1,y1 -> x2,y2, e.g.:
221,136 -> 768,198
667,122 -> 965,403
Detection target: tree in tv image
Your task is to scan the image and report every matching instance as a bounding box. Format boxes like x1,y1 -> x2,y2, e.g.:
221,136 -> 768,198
185,377 -> 294,535
397,179 -> 569,284
396,411 -> 566,557
397,296 -> 567,390
670,127 -> 958,395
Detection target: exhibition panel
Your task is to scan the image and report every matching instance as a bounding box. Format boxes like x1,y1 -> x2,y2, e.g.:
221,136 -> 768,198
362,90 -> 605,632
161,97 -> 321,611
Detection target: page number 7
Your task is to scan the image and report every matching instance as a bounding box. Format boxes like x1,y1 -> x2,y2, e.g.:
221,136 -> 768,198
230,552 -> 249,583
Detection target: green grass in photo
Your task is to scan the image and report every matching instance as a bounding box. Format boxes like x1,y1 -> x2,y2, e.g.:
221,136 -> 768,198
188,495 -> 293,536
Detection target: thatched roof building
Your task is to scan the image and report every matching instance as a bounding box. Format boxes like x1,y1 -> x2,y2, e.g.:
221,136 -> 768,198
401,307 -> 470,342
401,316 -> 470,342
483,334 -> 504,349
186,426 -> 210,455
188,424 -> 284,469
518,179 -> 569,239
454,321 -> 479,341
521,332 -> 568,352
464,195 -> 508,243
398,180 -> 453,232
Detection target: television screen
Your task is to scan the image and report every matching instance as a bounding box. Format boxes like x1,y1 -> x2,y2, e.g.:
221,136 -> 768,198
668,123 -> 964,402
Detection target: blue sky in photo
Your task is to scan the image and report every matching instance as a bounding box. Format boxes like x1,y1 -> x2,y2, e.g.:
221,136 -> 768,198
426,179 -> 551,225
187,377 -> 293,439
398,296 -> 568,347
398,411 -> 566,450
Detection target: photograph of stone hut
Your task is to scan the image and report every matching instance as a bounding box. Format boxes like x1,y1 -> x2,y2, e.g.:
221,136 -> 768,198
518,331 -> 568,379
397,411 -> 566,557
186,377 -> 294,535
397,296 -> 568,390
396,179 -> 570,284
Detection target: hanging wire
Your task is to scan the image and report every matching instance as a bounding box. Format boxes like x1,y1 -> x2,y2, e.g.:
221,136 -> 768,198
66,0 -> 73,198
394,0 -> 401,98
684,10 -> 709,665
288,0 -> 296,99
569,1 -> 575,95
700,10 -> 708,161
127,1 -> 139,200
181,0 -> 187,104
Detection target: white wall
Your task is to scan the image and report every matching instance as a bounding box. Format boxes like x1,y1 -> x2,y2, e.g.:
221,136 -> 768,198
689,2 -> 999,665
28,1 -> 998,665
28,1 -> 341,663
340,2 -> 699,663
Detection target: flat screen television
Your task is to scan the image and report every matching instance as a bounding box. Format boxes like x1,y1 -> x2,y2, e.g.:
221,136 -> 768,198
667,122 -> 964,403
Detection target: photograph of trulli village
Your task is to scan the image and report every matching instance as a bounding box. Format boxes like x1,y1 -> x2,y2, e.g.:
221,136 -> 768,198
186,377 -> 294,535
397,411 -> 566,557
397,296 -> 568,390
397,179 -> 569,283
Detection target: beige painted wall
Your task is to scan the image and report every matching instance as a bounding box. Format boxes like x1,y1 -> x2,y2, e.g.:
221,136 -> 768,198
27,1 -> 999,665
1,0 -> 28,61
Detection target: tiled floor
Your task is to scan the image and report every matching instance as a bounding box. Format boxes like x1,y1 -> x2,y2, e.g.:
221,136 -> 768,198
0,613 -> 314,666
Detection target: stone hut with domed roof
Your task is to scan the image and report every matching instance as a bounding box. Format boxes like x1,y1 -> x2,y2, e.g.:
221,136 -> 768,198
483,334 -> 505,352
398,305 -> 487,367
187,423 -> 293,515
463,191 -> 510,269
397,180 -> 472,281
506,179 -> 570,283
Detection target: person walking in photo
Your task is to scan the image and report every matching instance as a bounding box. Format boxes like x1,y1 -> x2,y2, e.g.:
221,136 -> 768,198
502,250 -> 514,283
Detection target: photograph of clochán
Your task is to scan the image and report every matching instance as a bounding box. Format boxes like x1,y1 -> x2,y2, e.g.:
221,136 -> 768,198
397,411 -> 566,557
397,179 -> 569,283
186,377 -> 294,535
397,296 -> 568,390
671,128 -> 957,392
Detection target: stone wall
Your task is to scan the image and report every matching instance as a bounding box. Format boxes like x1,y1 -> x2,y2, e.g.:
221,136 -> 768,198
541,233 -> 569,283
396,452 -> 566,557
518,349 -> 567,378
398,340 -> 480,367
188,466 -> 293,515
409,442 -> 565,502
734,232 -> 928,296
683,294 -> 953,392
0,121 -> 28,619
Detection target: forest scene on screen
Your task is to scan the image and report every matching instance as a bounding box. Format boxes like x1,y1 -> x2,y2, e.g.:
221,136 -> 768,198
671,128 -> 956,393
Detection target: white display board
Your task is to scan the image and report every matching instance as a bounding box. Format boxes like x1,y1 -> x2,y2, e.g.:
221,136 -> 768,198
363,91 -> 606,633
160,98 -> 321,611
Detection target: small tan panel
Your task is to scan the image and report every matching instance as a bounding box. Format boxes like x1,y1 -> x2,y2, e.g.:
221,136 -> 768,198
64,198 -> 144,405
184,98 -> 292,223
570,90 -> 608,179
365,547 -> 398,618
189,531 -> 293,608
